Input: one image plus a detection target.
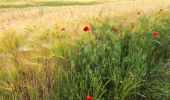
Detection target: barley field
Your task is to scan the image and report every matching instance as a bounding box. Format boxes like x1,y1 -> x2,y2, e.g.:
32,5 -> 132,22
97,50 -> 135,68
0,0 -> 170,99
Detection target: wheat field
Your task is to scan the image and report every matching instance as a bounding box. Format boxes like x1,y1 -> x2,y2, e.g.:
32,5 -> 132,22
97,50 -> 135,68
0,0 -> 170,34
0,0 -> 170,99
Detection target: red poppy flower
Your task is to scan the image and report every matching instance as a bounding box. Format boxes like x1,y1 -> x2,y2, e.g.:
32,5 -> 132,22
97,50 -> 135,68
152,31 -> 159,37
83,26 -> 90,32
85,96 -> 92,100
112,28 -> 118,33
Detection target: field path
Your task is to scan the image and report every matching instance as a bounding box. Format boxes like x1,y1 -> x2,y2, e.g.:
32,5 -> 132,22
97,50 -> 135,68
0,0 -> 170,33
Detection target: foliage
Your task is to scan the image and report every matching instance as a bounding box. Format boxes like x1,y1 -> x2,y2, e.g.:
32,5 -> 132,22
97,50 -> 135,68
0,11 -> 169,100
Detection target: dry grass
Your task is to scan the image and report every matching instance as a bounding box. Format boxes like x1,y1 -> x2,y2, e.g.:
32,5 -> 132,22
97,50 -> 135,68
0,0 -> 169,99
0,0 -> 170,34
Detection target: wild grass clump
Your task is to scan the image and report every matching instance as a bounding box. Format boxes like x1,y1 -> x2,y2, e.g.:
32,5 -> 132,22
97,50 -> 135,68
0,11 -> 169,100
55,11 -> 170,100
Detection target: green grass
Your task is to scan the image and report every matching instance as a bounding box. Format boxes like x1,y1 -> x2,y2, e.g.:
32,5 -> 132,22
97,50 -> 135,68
56,12 -> 170,99
0,1 -> 101,9
0,10 -> 169,99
